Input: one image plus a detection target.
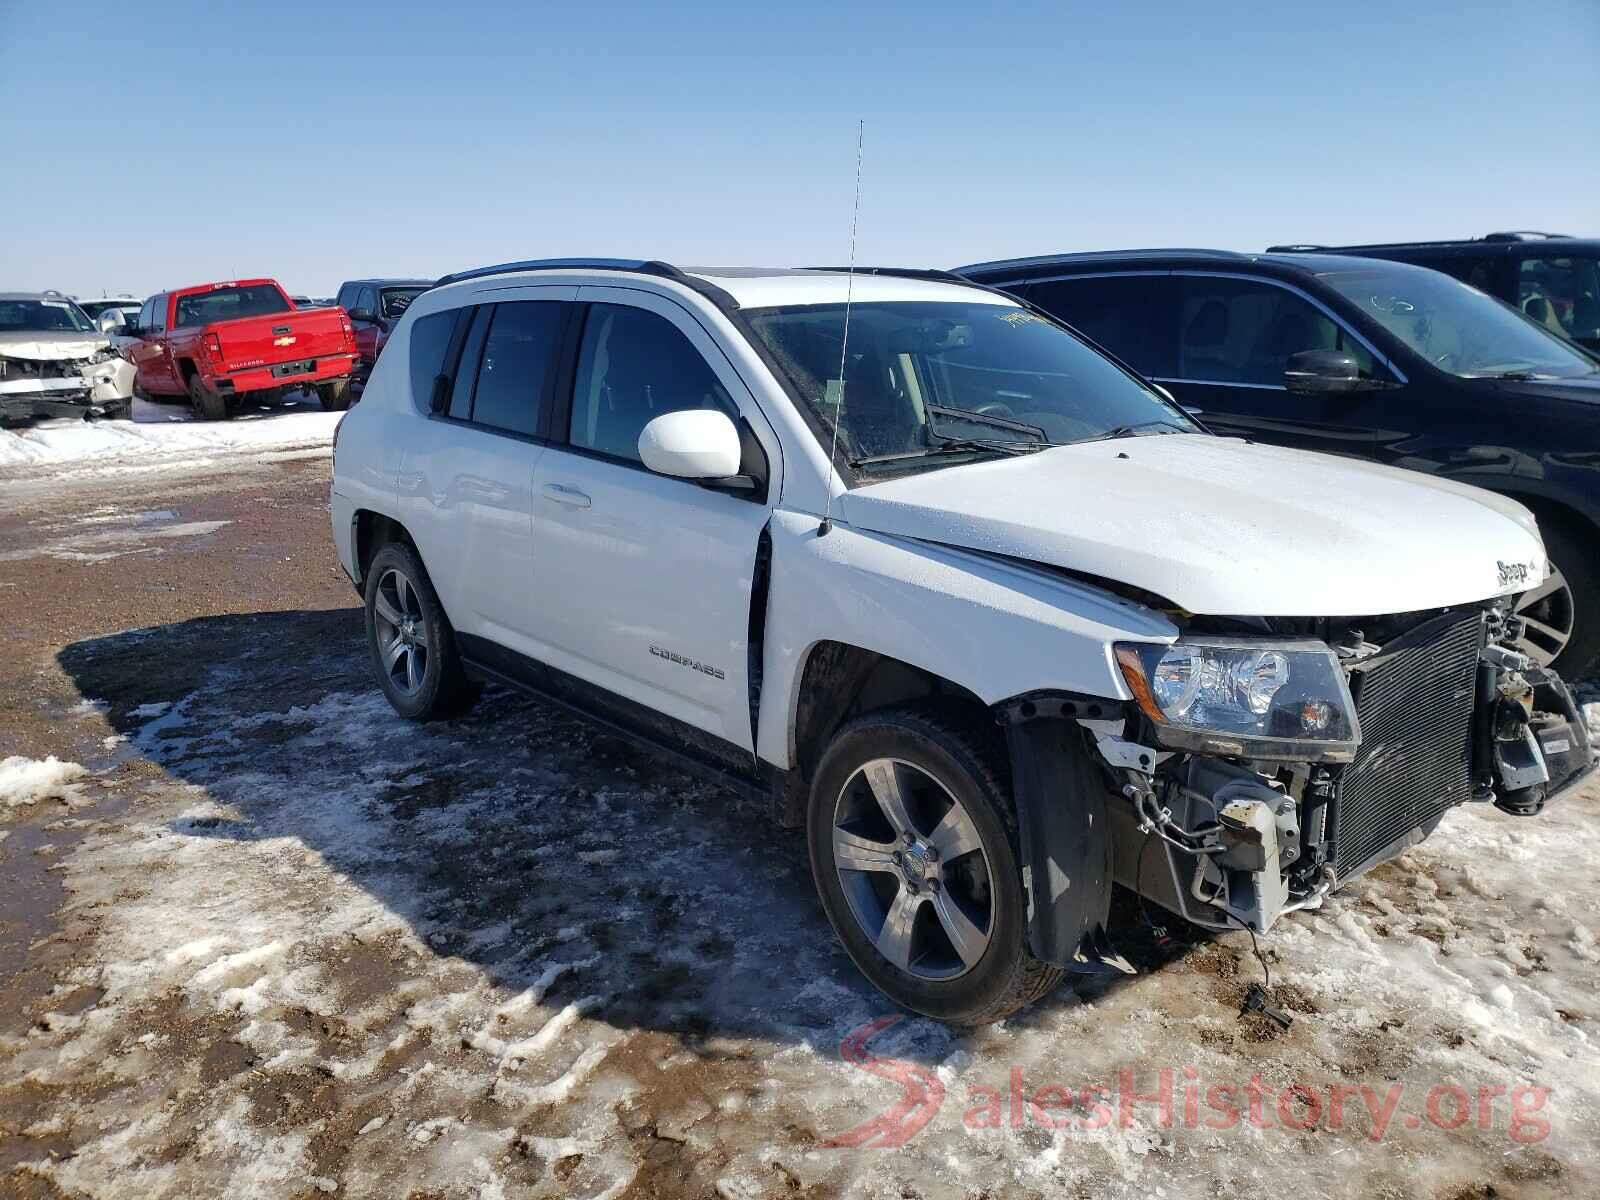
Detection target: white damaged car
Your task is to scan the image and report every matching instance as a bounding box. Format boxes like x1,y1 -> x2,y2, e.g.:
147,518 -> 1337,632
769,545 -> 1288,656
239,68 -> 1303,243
0,291 -> 135,424
331,260 -> 1596,1024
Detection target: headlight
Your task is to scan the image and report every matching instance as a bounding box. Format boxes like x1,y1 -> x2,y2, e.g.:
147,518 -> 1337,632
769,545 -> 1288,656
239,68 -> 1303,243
89,346 -> 119,365
1115,637 -> 1360,762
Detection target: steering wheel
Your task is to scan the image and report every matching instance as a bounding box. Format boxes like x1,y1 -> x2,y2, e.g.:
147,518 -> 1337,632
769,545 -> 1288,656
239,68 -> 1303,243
971,401 -> 1017,418
1433,351 -> 1456,369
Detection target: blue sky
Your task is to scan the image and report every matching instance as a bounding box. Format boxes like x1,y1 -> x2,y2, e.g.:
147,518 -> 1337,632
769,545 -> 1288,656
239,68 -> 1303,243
3,0 -> 1596,297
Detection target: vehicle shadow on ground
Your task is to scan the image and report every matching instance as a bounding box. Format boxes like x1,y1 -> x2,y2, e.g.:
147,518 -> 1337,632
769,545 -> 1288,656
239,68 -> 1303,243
57,610 -> 1200,1063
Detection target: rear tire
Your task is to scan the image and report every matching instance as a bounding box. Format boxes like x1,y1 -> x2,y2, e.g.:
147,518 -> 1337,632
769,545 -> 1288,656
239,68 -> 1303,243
807,706 -> 1064,1025
364,541 -> 479,721
317,378 -> 352,411
188,373 -> 227,421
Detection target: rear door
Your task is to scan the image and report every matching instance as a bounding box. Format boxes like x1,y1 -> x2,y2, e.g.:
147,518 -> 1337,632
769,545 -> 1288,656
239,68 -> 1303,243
396,290 -> 573,660
527,288 -> 775,751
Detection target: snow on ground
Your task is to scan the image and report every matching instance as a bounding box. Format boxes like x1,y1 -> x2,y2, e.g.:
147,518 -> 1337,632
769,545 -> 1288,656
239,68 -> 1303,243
6,619 -> 1598,1199
0,754 -> 87,807
0,393 -> 337,477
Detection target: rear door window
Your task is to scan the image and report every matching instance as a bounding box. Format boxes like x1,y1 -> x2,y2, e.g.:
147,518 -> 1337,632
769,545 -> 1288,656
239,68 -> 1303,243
466,302 -> 564,436
448,307 -> 494,420
1025,276 -> 1178,378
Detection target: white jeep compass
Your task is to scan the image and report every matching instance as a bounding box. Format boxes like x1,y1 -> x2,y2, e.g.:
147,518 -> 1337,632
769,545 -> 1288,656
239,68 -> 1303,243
330,258 -> 1594,1024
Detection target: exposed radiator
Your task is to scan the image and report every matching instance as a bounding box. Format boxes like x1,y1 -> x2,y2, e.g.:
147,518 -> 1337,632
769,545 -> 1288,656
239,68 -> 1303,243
1332,610 -> 1483,877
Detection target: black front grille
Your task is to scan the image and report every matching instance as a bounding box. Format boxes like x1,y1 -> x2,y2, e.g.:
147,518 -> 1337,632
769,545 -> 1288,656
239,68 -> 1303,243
1332,611 -> 1483,876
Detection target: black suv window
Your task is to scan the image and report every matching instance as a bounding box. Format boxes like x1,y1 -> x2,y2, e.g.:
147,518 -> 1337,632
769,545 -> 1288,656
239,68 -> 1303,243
1025,276 -> 1177,377
1175,276 -> 1373,385
1518,255 -> 1600,344
567,304 -> 734,464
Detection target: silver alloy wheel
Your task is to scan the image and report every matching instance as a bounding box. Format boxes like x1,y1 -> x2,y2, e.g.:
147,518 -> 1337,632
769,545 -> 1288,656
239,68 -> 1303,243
374,566 -> 429,695
832,757 -> 994,981
1514,561 -> 1575,667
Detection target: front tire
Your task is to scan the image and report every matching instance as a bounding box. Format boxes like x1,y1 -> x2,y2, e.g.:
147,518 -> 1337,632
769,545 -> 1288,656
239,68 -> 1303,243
364,542 -> 479,721
807,707 -> 1064,1025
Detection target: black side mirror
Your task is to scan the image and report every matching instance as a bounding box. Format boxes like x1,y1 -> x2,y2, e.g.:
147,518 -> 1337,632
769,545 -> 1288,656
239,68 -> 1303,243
348,307 -> 376,323
1284,349 -> 1367,395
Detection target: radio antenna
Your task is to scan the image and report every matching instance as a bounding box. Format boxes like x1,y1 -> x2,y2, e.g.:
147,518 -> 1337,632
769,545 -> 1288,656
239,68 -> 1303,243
817,119 -> 863,538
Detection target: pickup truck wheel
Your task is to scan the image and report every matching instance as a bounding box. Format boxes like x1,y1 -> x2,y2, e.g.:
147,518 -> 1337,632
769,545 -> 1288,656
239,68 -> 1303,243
1517,517 -> 1600,677
364,542 -> 479,721
188,374 -> 228,421
317,379 -> 352,411
808,707 -> 1064,1025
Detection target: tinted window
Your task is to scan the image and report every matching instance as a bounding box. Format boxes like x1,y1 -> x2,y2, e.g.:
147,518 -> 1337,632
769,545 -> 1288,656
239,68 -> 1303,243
449,307 -> 493,420
151,294 -> 167,333
1410,253 -> 1499,292
1322,266 -> 1597,380
1026,276 -> 1177,377
408,309 -> 459,414
1175,276 -> 1373,385
380,287 -> 427,319
137,298 -> 154,331
173,284 -> 289,329
335,284 -> 357,310
569,305 -> 734,463
1518,255 -> 1600,343
467,302 -> 563,436
356,287 -> 379,316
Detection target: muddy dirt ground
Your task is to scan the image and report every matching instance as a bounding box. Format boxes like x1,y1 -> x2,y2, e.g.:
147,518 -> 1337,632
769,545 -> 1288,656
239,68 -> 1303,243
3,453 -> 1599,1200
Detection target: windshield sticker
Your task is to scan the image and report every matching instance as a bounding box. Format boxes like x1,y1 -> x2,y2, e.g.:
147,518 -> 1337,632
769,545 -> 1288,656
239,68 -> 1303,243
996,310 -> 1047,327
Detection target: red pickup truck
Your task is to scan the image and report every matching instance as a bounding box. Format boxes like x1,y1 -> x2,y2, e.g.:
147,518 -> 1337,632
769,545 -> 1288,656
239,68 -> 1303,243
125,280 -> 358,419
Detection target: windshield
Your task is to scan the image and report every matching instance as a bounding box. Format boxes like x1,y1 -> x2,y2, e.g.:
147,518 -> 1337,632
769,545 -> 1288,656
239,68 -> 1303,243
1321,267 -> 1597,380
173,284 -> 290,329
380,287 -> 428,319
744,300 -> 1197,475
0,298 -> 94,333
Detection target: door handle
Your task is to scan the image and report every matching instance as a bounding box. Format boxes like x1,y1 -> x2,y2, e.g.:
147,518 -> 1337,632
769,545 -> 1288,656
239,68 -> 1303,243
542,483 -> 592,509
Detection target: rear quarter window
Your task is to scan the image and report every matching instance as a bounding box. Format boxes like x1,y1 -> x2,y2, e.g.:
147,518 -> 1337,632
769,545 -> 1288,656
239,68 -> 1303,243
407,309 -> 460,415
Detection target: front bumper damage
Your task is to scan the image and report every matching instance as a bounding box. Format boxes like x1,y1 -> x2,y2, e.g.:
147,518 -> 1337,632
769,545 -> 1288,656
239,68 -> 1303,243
1000,604 -> 1596,969
0,353 -> 134,421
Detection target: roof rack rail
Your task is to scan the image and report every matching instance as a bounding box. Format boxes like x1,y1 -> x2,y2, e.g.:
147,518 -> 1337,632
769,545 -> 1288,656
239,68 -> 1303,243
433,257 -> 686,288
1484,231 -> 1572,242
1265,244 -> 1327,252
805,265 -> 969,284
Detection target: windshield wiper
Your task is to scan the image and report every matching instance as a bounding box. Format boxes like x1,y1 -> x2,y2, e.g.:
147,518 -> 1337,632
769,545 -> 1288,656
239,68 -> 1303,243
925,402 -> 1047,442
1086,419 -> 1193,443
848,438 -> 1047,468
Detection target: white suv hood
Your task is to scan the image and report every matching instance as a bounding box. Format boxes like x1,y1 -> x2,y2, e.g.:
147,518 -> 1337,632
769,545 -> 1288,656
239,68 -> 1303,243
842,434 -> 1545,617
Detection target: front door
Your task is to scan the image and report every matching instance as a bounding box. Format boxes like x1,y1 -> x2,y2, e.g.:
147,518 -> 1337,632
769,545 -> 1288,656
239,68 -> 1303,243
1157,274 -> 1413,463
528,288 -> 776,752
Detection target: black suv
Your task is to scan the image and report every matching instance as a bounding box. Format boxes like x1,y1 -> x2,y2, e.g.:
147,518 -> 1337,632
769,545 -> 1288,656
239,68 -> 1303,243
955,249 -> 1600,676
1267,233 -> 1600,354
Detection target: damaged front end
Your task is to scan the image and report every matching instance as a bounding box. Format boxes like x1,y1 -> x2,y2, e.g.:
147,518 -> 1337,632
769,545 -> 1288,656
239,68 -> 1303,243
0,345 -> 134,423
1002,603 -> 1594,968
